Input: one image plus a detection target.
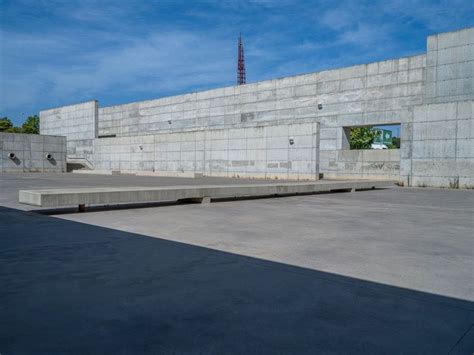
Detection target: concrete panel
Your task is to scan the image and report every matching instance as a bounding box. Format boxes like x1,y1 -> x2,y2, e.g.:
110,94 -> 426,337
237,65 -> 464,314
40,101 -> 98,166
411,159 -> 473,178
457,119 -> 474,139
323,149 -> 400,180
425,28 -> 474,104
408,100 -> 474,186
0,133 -> 66,173
94,122 -> 319,180
412,121 -> 457,140
412,140 -> 456,159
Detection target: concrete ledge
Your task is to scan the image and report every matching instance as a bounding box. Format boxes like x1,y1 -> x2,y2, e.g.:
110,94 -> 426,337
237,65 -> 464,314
72,169 -> 320,180
19,180 -> 394,209
73,169 -> 197,178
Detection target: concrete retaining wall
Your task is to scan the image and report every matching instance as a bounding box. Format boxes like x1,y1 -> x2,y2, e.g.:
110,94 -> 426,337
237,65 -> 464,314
94,122 -> 319,180
402,100 -> 473,188
0,133 -> 66,173
40,101 -> 98,167
323,149 -> 400,180
95,55 -> 422,182
96,54 -> 424,138
425,28 -> 474,104
38,28 -> 474,187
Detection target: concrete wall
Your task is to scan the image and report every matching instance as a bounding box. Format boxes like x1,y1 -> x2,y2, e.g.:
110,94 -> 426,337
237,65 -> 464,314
324,149 -> 400,180
40,101 -> 98,168
91,53 -> 424,181
401,100 -> 473,188
96,55 -> 425,137
425,28 -> 474,104
0,133 -> 66,173
38,27 -> 474,186
94,122 -> 319,180
398,28 -> 474,188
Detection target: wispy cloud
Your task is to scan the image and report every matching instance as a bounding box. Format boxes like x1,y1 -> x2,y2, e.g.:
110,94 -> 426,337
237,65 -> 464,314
1,29 -> 234,109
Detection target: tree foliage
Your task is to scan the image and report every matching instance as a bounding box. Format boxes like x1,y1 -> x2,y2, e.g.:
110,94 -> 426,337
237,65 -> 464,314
21,115 -> 40,134
0,117 -> 13,132
349,127 -> 380,149
0,115 -> 40,134
391,137 -> 401,149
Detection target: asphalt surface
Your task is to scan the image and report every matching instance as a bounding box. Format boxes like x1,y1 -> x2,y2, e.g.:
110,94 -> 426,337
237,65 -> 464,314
1,172 -> 473,354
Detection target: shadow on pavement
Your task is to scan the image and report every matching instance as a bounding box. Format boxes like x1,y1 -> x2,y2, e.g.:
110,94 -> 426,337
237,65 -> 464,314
0,206 -> 472,354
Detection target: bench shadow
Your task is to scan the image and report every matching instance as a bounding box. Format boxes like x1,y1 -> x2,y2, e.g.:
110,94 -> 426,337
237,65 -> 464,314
0,206 -> 472,354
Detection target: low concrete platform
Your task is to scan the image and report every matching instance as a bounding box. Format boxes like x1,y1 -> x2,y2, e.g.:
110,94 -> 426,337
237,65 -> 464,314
19,180 -> 392,209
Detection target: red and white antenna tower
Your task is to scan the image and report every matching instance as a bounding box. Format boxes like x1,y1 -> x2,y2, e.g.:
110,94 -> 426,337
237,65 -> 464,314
237,33 -> 246,85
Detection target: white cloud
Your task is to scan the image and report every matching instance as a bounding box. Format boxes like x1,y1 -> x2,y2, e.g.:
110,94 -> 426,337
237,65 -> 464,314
383,0 -> 474,31
0,29 -> 235,113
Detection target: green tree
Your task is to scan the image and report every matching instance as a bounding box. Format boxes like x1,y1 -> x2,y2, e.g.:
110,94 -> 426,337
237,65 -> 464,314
349,127 -> 380,149
0,117 -> 13,132
391,137 -> 401,149
22,115 -> 40,134
6,126 -> 23,133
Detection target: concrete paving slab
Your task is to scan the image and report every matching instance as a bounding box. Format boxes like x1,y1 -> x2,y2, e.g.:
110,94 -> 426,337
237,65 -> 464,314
0,172 -> 473,353
0,206 -> 473,354
55,186 -> 474,302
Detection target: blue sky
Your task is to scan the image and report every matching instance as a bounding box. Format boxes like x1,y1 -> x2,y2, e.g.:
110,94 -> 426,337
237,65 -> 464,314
1,0 -> 473,125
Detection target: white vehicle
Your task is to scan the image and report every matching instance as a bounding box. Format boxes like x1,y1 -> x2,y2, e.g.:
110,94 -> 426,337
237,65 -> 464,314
371,143 -> 388,149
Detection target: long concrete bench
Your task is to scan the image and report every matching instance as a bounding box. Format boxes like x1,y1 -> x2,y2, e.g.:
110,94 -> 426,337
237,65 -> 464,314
19,180 -> 394,211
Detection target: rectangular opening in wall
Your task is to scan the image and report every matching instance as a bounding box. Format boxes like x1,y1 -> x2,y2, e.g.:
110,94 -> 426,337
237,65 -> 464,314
343,124 -> 400,150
